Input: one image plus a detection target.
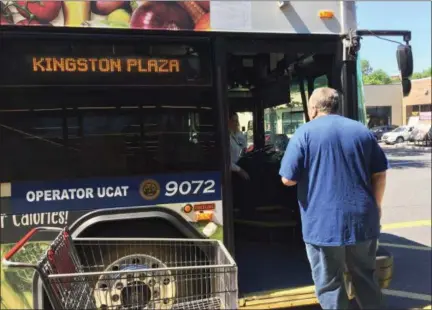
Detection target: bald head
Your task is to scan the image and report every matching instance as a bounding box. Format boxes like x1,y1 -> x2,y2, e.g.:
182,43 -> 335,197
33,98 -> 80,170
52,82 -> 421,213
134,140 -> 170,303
308,87 -> 340,117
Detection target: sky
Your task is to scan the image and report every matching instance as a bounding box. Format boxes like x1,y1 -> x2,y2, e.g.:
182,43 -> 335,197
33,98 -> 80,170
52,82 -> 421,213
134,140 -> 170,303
357,1 -> 431,76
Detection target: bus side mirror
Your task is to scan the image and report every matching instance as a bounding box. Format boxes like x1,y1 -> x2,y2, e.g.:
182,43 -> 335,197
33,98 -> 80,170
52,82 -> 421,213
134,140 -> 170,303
397,45 -> 413,79
401,78 -> 411,97
397,45 -> 413,97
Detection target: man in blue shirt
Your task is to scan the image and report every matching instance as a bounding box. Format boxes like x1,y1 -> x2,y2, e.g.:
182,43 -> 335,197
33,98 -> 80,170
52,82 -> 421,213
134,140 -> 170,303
280,87 -> 388,309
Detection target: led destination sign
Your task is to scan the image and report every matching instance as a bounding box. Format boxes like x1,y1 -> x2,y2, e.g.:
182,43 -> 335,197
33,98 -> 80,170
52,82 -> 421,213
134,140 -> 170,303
32,57 -> 181,74
0,37 -> 211,87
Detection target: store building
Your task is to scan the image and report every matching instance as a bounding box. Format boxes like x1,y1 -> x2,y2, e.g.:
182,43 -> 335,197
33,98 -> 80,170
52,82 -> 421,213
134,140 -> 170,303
364,84 -> 403,128
239,79 -> 430,137
402,77 -> 431,125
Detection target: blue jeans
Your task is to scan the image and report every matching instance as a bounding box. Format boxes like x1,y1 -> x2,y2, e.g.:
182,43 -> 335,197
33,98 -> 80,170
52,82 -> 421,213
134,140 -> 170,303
305,239 -> 384,309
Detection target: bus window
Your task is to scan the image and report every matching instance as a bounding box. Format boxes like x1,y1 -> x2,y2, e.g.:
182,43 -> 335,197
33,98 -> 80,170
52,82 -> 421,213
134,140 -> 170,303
314,75 -> 329,89
0,91 -> 219,182
237,112 -> 253,147
281,110 -> 305,135
0,35 -> 218,182
242,73 -> 332,152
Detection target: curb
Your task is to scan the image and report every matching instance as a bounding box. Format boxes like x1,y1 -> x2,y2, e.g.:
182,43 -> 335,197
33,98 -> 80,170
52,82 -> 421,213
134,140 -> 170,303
380,143 -> 432,151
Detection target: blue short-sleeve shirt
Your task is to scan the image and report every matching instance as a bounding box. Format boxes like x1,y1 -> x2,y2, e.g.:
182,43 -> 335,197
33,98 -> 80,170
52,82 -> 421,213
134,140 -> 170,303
280,115 -> 389,246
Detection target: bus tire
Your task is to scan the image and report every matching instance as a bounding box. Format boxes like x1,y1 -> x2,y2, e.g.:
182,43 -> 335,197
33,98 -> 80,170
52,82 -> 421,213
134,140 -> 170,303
78,243 -> 211,308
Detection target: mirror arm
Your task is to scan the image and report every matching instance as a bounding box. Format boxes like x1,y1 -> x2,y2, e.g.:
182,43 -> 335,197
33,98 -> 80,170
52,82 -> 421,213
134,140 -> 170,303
356,30 -> 412,45
354,29 -> 413,97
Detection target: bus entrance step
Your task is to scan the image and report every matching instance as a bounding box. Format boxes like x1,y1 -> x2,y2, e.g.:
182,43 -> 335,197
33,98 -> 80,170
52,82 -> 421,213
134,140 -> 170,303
234,219 -> 297,228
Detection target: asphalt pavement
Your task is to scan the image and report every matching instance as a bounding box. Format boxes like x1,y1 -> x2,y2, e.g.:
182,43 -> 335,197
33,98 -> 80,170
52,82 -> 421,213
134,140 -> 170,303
296,144 -> 431,310
379,144 -> 431,310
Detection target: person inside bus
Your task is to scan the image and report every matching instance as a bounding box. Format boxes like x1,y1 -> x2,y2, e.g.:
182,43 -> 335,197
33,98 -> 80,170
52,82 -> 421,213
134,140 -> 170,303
228,111 -> 249,180
279,87 -> 387,309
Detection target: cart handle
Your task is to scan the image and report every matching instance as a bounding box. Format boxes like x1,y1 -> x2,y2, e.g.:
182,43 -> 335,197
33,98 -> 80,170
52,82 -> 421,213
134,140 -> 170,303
2,226 -> 63,268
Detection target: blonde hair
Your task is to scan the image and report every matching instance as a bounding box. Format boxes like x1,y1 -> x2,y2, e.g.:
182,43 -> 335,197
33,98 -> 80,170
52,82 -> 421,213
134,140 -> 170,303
308,87 -> 340,113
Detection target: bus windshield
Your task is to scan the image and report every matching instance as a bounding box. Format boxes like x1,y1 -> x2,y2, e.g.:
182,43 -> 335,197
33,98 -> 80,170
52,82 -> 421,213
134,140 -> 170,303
0,34 -> 220,182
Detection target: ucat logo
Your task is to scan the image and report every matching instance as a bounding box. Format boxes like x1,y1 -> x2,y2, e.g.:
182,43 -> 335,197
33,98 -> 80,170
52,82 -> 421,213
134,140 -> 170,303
139,179 -> 161,200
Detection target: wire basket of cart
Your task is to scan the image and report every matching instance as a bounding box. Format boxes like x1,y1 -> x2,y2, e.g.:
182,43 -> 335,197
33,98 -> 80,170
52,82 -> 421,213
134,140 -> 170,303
2,226 -> 238,310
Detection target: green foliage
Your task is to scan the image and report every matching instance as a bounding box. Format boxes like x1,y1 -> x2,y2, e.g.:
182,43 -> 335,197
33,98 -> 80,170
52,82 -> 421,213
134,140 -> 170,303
361,59 -> 373,76
287,100 -> 303,108
412,67 -> 431,79
314,75 -> 328,88
288,76 -> 328,107
360,60 -> 392,85
362,58 -> 430,84
363,69 -> 392,85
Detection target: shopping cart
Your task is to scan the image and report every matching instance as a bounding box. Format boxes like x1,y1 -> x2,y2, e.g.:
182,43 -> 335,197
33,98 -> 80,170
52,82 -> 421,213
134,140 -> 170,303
2,226 -> 238,310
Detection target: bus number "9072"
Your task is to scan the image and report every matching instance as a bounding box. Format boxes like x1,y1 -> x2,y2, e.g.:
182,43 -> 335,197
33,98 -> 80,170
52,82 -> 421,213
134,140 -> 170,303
165,180 -> 216,197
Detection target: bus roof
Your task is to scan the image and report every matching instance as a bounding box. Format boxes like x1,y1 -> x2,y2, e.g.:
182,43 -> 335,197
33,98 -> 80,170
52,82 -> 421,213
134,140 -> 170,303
1,1 -> 357,35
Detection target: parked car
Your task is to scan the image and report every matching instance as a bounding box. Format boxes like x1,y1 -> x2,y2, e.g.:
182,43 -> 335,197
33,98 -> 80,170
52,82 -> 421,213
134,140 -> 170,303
370,125 -> 398,141
409,124 -> 432,146
381,126 -> 414,144
408,127 -> 420,142
427,127 -> 432,146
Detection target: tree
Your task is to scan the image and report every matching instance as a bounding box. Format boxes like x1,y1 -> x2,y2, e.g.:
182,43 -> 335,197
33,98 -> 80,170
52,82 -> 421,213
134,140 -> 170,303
360,59 -> 392,85
287,100 -> 303,108
363,69 -> 392,85
412,67 -> 431,79
361,59 -> 373,76
391,75 -> 401,82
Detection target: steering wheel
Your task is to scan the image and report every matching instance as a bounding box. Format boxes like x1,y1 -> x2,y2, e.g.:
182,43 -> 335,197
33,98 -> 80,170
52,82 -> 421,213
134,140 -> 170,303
243,144 -> 274,158
262,144 -> 275,153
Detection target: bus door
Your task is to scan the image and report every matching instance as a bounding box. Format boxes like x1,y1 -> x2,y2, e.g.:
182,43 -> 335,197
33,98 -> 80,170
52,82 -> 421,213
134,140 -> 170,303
222,34 -> 342,303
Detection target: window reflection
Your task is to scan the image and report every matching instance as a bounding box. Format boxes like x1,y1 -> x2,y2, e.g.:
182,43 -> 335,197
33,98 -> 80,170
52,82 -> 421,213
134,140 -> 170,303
0,102 -> 219,182
366,106 -> 392,128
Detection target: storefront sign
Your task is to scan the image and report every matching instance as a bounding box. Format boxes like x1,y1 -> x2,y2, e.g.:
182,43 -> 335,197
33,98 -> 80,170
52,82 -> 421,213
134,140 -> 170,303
419,111 -> 432,120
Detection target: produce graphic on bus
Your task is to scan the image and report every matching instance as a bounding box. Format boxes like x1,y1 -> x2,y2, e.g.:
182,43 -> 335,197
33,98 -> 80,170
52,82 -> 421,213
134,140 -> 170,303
0,1 -> 210,31
1,242 -> 50,309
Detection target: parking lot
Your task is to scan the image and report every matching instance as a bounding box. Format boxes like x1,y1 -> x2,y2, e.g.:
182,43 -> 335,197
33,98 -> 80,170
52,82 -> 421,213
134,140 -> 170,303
300,144 -> 431,310
378,144 -> 431,309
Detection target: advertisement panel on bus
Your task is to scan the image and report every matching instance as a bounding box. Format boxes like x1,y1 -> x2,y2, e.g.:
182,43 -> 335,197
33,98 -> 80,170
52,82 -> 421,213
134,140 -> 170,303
1,172 -> 223,309
1,1 -> 351,35
0,1 -> 211,30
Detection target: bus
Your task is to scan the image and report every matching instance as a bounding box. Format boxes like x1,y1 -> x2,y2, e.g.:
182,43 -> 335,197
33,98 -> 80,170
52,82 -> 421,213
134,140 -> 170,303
0,1 -> 413,309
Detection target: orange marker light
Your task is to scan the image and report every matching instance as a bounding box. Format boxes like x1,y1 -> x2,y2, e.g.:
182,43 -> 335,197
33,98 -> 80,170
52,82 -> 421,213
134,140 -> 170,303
195,211 -> 213,222
183,204 -> 193,213
319,10 -> 334,19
